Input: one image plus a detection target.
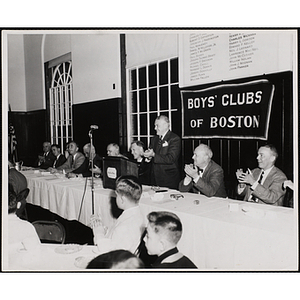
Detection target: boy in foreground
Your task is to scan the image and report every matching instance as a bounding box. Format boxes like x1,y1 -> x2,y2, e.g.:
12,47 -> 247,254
90,175 -> 145,254
143,211 -> 197,269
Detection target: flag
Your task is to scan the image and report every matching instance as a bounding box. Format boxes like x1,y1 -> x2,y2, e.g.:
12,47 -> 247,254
9,123 -> 18,163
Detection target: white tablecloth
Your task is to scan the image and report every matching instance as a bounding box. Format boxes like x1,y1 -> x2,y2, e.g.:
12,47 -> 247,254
22,170 -> 298,271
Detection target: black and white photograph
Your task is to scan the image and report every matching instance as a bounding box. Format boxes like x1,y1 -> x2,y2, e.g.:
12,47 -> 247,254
2,28 -> 298,275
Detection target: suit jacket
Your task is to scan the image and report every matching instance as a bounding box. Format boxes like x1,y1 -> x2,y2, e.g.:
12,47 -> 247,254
239,166 -> 287,206
81,154 -> 103,177
137,157 -> 152,185
53,154 -> 67,168
149,130 -> 181,189
56,152 -> 86,174
37,151 -> 56,169
179,160 -> 227,198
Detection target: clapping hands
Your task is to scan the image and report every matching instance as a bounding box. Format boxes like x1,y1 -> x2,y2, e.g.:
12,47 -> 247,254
236,168 -> 255,185
184,164 -> 198,180
90,214 -> 107,236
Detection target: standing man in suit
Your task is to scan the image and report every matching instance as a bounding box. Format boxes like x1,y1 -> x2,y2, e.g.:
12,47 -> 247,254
51,141 -> 85,175
144,115 -> 181,189
50,144 -> 67,169
179,144 -> 227,198
236,144 -> 287,206
36,141 -> 56,169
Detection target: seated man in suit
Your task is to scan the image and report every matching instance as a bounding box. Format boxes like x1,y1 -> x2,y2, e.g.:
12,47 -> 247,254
179,144 -> 227,198
51,141 -> 85,175
35,141 -> 56,169
143,211 -> 197,269
236,144 -> 287,206
107,143 -> 128,159
144,115 -> 181,189
67,143 -> 102,178
130,140 -> 151,185
50,144 -> 67,169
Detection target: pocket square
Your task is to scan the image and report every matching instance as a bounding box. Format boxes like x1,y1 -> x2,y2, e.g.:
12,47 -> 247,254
162,141 -> 169,147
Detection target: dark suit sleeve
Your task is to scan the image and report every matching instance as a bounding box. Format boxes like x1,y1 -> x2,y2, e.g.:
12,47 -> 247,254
39,152 -> 56,169
178,179 -> 193,192
153,135 -> 181,165
194,167 -> 225,197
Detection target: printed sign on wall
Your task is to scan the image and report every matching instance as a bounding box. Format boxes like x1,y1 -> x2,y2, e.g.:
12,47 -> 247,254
181,80 -> 275,140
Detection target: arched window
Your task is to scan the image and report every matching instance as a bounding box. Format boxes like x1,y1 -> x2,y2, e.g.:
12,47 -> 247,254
49,60 -> 73,152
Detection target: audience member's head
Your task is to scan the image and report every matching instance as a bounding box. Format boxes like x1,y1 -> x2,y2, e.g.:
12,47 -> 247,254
43,142 -> 51,154
51,144 -> 61,157
107,143 -> 120,156
257,144 -> 278,170
115,175 -> 142,209
192,143 -> 213,169
86,249 -> 144,269
83,143 -> 96,158
154,115 -> 170,137
66,141 -> 79,156
8,183 -> 18,214
144,211 -> 183,256
130,140 -> 145,161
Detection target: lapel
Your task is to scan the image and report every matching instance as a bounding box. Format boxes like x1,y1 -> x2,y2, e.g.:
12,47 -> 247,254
262,166 -> 276,188
202,160 -> 212,178
162,130 -> 171,142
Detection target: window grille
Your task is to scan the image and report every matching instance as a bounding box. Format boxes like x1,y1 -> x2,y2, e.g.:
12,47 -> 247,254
127,57 -> 179,148
49,61 -> 73,152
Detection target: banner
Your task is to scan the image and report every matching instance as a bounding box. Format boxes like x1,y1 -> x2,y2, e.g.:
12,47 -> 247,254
181,80 -> 275,140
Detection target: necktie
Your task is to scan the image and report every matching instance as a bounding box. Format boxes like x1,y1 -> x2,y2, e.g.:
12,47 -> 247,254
71,155 -> 74,168
198,168 -> 204,178
158,136 -> 163,146
251,171 -> 264,202
258,171 -> 264,184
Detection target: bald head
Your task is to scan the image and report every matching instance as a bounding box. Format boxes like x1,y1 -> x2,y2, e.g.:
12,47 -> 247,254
192,144 -> 213,169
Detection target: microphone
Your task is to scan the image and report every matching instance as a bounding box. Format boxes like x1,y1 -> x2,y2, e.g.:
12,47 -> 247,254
90,125 -> 99,130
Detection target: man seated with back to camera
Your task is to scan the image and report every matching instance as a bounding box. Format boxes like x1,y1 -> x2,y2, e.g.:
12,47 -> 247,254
8,183 -> 41,253
67,143 -> 102,178
90,175 -> 145,254
8,160 -> 28,219
143,211 -> 197,269
49,141 -> 85,177
179,143 -> 227,198
236,144 -> 287,206
130,140 -> 152,185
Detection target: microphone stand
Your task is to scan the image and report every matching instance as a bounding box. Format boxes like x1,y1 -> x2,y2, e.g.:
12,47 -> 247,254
89,129 -> 95,215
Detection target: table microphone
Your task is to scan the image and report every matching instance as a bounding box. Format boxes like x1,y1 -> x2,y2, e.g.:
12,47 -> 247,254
90,125 -> 99,130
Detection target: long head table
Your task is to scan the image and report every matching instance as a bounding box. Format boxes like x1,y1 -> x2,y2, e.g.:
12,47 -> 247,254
9,169 -> 298,271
